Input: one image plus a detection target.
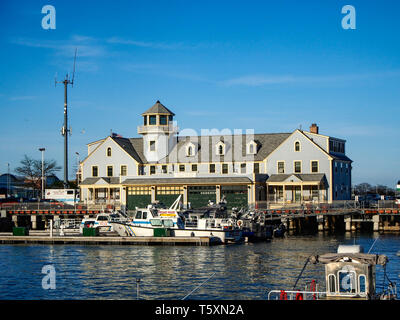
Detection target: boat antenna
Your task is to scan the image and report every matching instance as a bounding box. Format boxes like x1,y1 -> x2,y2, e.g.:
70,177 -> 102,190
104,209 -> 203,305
181,272 -> 216,300
367,236 -> 380,254
292,256 -> 310,290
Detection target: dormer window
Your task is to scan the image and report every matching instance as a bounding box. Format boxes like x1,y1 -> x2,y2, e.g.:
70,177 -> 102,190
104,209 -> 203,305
107,147 -> 112,157
295,141 -> 301,152
216,141 -> 225,155
247,141 -> 257,155
185,142 -> 196,157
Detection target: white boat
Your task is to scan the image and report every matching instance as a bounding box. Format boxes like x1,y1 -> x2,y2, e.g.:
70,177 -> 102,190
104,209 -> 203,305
79,212 -> 127,233
110,196 -> 242,243
267,244 -> 397,300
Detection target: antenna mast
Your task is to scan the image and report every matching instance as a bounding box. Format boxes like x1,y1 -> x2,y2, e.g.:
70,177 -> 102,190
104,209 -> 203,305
56,48 -> 77,188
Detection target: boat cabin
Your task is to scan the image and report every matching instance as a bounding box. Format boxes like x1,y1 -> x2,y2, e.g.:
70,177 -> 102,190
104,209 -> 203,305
310,245 -> 388,300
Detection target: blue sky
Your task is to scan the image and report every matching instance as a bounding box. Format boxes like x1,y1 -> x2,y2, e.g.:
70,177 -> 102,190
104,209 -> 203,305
0,0 -> 399,187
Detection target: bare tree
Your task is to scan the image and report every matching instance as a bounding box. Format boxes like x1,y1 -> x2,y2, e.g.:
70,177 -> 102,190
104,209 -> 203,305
14,155 -> 61,191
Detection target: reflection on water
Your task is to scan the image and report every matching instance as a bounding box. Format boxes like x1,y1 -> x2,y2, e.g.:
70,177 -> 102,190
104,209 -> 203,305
0,233 -> 399,300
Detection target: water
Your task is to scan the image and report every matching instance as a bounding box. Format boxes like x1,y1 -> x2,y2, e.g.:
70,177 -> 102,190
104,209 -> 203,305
0,233 -> 399,300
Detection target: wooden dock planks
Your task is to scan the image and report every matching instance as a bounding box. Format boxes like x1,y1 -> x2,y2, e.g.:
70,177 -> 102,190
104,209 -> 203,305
0,235 -> 218,246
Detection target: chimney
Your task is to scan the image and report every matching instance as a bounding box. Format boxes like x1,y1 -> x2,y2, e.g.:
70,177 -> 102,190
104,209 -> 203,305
310,123 -> 319,134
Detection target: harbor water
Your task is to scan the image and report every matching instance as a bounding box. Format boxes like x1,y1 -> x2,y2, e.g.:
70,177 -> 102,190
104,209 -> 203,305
0,233 -> 399,300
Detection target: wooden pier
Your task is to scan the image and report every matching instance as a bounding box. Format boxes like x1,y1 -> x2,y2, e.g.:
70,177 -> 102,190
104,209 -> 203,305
1,203 -> 400,235
0,234 -> 220,246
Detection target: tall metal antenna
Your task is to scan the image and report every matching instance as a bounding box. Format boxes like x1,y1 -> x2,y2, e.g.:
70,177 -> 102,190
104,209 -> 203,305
56,48 -> 77,188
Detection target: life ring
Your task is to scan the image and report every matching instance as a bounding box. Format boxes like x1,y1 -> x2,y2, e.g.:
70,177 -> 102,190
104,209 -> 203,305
237,220 -> 243,227
295,292 -> 303,300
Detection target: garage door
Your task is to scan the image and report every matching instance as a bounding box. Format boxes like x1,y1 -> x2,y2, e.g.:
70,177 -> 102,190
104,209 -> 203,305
126,186 -> 152,210
221,185 -> 248,209
188,186 -> 216,209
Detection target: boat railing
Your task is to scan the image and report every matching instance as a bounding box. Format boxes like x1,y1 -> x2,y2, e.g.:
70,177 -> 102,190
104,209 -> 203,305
267,290 -> 326,300
185,220 -> 198,228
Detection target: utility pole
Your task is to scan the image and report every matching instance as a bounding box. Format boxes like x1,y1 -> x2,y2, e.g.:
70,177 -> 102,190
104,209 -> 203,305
56,49 -> 77,189
39,148 -> 45,199
7,163 -> 10,198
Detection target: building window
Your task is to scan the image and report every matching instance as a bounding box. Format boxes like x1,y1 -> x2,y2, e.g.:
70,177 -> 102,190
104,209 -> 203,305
127,186 -> 151,195
157,186 -> 184,195
278,161 -> 285,174
222,163 -> 228,174
159,115 -> 167,125
216,142 -> 225,155
254,163 -> 260,174
311,161 -> 318,173
162,165 -> 167,174
240,163 -> 246,174
143,116 -> 147,125
295,141 -> 300,152
107,147 -> 112,157
107,166 -> 113,177
149,115 -> 157,125
187,146 -> 193,156
150,140 -> 156,151
179,164 -> 185,172
150,165 -> 156,175
92,166 -> 98,177
209,163 -> 215,173
247,141 -> 257,155
191,164 -> 197,172
294,161 -> 301,173
120,165 -> 127,176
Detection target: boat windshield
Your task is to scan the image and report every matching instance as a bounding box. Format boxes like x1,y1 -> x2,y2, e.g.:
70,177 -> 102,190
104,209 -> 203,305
162,219 -> 174,228
150,219 -> 163,226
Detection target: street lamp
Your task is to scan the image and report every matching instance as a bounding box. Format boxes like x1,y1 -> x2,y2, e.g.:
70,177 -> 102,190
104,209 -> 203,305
6,163 -> 10,199
75,152 -> 80,183
39,148 -> 45,199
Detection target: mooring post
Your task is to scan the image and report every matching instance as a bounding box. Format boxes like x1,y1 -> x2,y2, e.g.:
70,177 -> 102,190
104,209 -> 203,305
12,215 -> 18,227
50,219 -> 53,237
345,217 -> 352,232
30,215 -> 37,230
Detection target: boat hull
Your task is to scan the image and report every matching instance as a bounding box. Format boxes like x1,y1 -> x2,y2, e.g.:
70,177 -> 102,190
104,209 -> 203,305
110,222 -> 242,243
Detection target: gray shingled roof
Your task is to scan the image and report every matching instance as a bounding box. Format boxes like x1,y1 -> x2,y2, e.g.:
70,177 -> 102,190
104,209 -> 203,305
80,177 -> 120,185
329,153 -> 353,162
141,100 -> 175,116
162,133 -> 291,163
112,137 -> 146,163
266,173 -> 326,183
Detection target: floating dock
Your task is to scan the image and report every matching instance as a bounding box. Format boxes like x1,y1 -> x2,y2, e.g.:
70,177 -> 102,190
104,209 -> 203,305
0,234 -> 221,246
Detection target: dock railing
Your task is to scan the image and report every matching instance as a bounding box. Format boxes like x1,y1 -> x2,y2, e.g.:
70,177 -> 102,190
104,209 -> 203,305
267,290 -> 327,300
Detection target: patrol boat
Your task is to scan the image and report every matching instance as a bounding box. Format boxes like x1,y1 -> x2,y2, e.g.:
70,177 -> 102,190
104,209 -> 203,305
110,196 -> 242,243
267,244 -> 397,300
